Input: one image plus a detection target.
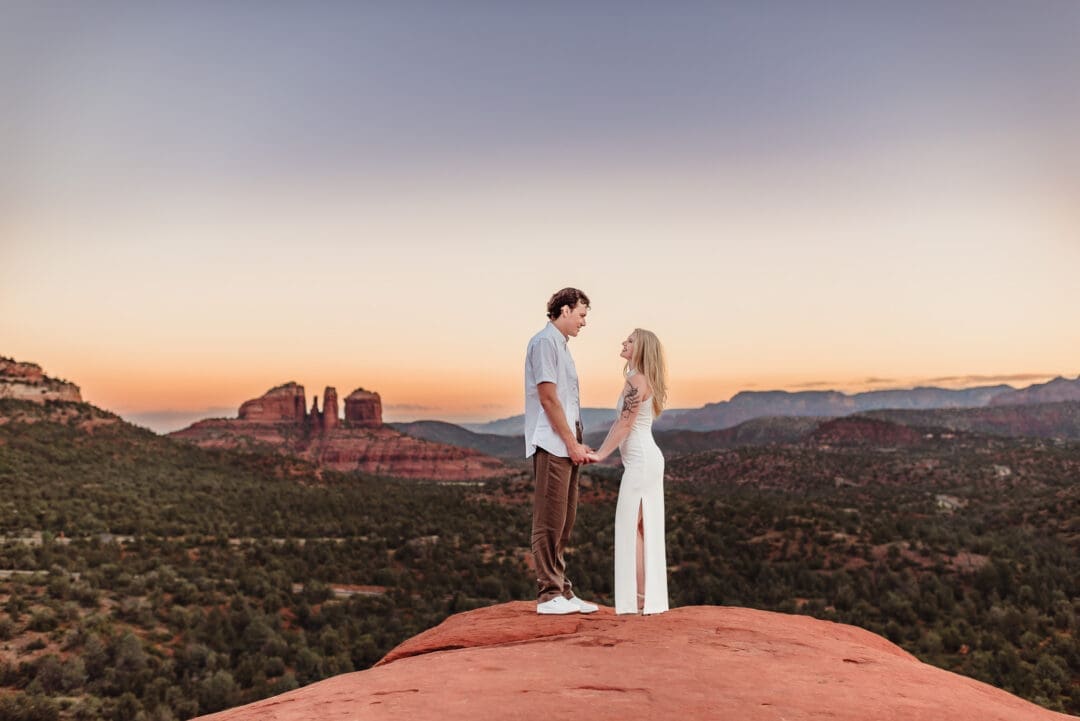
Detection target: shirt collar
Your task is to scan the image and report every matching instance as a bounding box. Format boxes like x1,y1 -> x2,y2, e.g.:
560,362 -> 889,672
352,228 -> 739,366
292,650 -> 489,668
545,321 -> 568,347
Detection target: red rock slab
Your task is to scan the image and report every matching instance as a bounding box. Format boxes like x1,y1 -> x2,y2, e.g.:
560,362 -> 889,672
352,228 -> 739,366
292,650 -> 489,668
169,419 -> 510,481
239,383 -> 307,422
196,601 -> 1077,721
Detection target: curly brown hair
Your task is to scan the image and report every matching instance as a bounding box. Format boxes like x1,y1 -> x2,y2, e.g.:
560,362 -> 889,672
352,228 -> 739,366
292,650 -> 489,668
546,287 -> 591,319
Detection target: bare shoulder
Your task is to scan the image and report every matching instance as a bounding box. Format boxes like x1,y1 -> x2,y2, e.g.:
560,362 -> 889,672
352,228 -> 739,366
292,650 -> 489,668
627,373 -> 651,399
619,375 -> 650,419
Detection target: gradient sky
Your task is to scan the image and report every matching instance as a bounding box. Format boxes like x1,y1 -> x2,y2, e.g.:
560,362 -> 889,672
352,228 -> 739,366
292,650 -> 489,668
3,2 -> 1078,432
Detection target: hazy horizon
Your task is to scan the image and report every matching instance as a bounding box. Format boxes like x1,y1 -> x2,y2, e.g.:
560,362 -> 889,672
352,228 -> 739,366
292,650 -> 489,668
102,370 -> 1071,434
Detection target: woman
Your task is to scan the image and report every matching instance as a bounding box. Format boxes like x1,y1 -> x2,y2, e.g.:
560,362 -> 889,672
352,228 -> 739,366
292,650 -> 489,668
587,329 -> 669,615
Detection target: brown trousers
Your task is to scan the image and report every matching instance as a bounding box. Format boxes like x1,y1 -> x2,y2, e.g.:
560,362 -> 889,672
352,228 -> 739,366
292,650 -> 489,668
530,424 -> 583,602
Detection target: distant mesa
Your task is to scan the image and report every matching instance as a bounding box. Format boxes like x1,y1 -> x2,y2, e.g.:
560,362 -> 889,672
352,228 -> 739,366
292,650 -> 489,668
0,356 -> 82,404
234,382 -> 381,429
807,416 -> 925,447
864,401 -> 1080,441
238,382 -> 307,422
654,385 -> 1016,433
171,382 -> 506,481
0,356 -> 507,481
988,375 -> 1080,406
344,388 -> 382,427
389,420 -> 524,460
468,385 -> 1023,437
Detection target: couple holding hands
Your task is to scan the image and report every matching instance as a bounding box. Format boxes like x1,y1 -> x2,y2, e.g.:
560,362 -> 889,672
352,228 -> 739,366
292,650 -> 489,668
524,287 -> 669,616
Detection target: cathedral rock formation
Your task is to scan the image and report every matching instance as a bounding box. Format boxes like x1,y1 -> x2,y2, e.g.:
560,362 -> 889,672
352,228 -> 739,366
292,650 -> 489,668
0,357 -> 82,404
170,382 -> 506,481
322,387 -> 339,432
239,382 -> 306,422
194,601 -> 1074,721
344,388 -> 382,427
308,387 -> 341,433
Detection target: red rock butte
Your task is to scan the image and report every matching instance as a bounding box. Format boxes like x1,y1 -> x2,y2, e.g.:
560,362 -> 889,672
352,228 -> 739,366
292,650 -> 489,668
195,602 -> 1074,721
238,382 -> 307,422
345,388 -> 382,427
0,356 -> 82,404
171,382 -> 507,481
238,382 -> 379,429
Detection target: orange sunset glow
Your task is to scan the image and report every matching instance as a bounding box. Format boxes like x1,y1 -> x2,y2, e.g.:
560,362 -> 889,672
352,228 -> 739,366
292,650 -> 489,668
3,4 -> 1078,432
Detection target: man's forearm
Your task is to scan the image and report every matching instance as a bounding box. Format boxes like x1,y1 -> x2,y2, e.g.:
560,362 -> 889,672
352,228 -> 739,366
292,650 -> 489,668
539,396 -> 577,446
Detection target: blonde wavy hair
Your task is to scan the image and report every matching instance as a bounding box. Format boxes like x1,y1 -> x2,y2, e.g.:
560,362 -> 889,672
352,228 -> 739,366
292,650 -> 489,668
624,328 -> 668,416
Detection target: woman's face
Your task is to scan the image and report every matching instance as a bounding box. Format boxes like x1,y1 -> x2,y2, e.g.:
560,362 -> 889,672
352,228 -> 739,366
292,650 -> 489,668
619,334 -> 635,362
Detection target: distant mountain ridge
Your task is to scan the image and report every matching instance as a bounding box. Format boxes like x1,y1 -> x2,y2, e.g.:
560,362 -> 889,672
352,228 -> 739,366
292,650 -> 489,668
653,416 -> 825,454
462,407 -> 621,436
865,400 -> 1080,441
989,375 -> 1080,407
389,421 -> 523,459
463,382 -> 1049,436
421,402 -> 1080,462
655,384 -> 1016,432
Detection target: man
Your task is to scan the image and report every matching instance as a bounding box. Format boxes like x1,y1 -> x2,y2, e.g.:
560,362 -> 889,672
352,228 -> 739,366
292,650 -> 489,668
524,287 -> 599,615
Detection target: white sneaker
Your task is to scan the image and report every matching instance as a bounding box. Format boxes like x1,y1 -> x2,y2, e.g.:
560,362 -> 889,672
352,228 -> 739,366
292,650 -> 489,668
566,595 -> 599,614
537,596 -> 579,615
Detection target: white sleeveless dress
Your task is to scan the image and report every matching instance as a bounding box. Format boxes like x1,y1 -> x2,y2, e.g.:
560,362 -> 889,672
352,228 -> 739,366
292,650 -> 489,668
614,374 -> 669,614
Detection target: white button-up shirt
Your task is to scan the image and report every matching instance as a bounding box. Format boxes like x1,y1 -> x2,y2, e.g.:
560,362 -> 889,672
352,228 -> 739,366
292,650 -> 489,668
524,321 -> 580,458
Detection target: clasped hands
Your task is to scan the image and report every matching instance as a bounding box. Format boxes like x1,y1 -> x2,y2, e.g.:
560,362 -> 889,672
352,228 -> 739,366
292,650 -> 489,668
571,444 -> 603,465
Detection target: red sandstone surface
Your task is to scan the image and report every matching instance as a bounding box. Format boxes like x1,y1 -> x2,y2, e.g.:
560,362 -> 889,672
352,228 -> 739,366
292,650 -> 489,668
322,387 -> 339,432
313,426 -> 507,478
239,382 -> 307,422
196,601 -> 1075,721
345,388 -> 383,428
171,383 -> 509,481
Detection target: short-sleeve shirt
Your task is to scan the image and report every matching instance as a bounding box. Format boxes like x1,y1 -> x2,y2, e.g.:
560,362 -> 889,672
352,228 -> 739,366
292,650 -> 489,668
524,322 -> 580,458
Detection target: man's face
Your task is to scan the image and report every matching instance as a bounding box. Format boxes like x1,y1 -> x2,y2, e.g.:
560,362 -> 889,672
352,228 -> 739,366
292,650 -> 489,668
563,302 -> 588,337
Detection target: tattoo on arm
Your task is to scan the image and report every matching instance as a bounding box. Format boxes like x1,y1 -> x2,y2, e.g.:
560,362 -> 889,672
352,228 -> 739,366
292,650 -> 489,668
620,383 -> 641,420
